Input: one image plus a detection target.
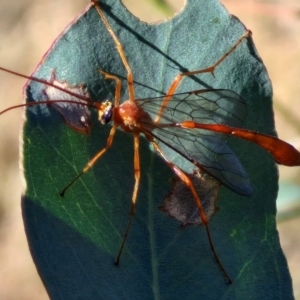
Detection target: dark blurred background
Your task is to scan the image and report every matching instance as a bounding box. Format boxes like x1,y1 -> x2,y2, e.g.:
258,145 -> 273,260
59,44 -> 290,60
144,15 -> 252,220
0,0 -> 299,299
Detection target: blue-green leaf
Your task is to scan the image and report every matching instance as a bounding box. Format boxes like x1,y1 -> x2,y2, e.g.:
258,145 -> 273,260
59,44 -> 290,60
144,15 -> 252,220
22,0 -> 293,299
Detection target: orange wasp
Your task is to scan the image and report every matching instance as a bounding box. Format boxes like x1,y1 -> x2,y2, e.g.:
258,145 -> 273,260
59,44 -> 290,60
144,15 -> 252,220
0,0 -> 299,285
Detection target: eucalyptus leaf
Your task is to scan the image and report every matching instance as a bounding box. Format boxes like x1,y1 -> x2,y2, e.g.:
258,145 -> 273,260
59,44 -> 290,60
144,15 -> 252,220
22,0 -> 293,299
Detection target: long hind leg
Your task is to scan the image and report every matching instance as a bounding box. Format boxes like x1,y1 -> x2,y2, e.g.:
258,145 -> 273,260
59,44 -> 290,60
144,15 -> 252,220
148,137 -> 232,284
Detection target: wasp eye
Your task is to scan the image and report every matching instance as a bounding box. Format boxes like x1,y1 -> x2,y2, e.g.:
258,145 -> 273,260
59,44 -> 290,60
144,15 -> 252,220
99,100 -> 114,125
101,106 -> 113,124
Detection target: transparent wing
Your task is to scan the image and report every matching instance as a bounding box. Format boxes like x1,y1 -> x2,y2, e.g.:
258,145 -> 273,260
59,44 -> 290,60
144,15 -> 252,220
150,127 -> 252,195
137,89 -> 247,127
137,89 -> 253,196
